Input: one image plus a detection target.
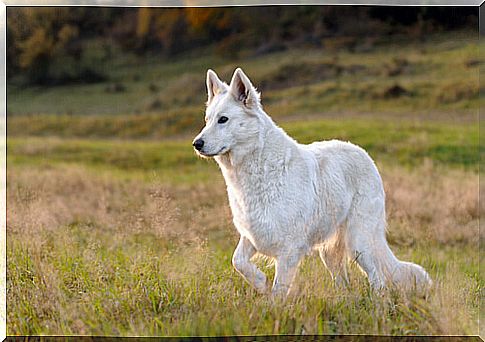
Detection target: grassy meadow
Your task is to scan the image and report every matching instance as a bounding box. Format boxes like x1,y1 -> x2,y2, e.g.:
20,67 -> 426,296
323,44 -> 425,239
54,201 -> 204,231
6,31 -> 481,335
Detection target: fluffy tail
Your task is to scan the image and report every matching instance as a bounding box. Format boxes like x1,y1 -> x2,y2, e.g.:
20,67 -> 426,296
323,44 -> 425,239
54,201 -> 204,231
390,260 -> 432,289
372,240 -> 432,291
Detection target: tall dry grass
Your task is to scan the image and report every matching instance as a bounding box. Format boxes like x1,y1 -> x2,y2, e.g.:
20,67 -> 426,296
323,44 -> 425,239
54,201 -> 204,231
383,161 -> 478,246
6,162 -> 479,335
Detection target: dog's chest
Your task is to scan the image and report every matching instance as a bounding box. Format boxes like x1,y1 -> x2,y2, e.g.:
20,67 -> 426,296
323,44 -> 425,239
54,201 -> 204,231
227,165 -> 283,217
226,183 -> 282,252
223,162 -> 311,252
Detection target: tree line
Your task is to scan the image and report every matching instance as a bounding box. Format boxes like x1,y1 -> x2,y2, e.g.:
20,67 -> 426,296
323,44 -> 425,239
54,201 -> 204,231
7,6 -> 477,85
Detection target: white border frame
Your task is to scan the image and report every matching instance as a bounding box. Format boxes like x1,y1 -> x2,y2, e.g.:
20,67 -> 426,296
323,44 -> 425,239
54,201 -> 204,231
2,0 -> 484,6
1,2 -> 481,340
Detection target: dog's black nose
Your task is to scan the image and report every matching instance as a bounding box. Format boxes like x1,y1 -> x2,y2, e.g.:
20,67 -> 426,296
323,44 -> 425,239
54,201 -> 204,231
193,139 -> 204,151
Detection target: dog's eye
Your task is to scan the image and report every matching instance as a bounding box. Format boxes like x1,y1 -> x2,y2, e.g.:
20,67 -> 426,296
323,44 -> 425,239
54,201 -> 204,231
218,116 -> 229,124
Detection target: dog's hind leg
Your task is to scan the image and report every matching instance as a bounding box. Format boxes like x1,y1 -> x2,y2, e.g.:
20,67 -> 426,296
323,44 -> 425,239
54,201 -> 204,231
232,236 -> 269,294
347,195 -> 432,290
318,232 -> 349,287
345,195 -> 396,289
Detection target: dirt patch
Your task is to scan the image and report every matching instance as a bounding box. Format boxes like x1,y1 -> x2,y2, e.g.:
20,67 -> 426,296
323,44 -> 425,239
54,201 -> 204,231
146,98 -> 163,111
464,58 -> 482,68
370,84 -> 413,99
148,83 -> 159,93
380,84 -> 412,98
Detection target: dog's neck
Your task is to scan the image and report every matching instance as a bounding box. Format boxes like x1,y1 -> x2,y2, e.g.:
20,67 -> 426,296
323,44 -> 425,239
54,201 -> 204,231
214,112 -> 294,183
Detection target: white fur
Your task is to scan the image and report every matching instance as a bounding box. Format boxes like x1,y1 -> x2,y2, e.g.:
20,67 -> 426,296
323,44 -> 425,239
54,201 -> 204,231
193,68 -> 431,296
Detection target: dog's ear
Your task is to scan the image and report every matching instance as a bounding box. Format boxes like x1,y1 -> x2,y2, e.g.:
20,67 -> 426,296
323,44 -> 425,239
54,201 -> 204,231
229,68 -> 260,108
206,69 -> 226,105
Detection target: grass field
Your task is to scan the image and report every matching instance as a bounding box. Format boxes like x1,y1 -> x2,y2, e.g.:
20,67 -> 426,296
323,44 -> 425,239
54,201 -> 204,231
6,31 -> 481,336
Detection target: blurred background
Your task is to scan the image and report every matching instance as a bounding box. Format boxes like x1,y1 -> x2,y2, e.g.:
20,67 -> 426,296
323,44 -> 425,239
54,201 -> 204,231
7,7 -> 478,121
6,6 -> 481,336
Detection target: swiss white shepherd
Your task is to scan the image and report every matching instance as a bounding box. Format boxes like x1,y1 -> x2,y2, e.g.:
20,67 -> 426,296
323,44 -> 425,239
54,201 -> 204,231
193,68 -> 431,297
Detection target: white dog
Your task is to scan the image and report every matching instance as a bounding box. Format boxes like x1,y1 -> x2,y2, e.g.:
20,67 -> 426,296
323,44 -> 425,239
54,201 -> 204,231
193,68 -> 431,296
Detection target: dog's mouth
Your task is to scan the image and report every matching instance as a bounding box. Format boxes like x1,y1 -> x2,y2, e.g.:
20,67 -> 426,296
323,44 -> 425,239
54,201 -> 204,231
196,146 -> 228,158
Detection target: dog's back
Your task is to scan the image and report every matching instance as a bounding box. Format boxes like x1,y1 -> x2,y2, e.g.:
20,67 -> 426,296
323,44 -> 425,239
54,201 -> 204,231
305,139 -> 385,200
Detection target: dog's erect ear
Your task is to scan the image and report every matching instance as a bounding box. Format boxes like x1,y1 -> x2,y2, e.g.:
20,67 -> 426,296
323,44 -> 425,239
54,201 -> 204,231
206,69 -> 226,105
229,68 -> 260,108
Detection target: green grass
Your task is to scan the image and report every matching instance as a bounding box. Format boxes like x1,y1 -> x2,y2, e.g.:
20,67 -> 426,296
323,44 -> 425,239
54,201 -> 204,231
8,118 -> 479,186
8,226 -> 480,336
7,215 -> 479,335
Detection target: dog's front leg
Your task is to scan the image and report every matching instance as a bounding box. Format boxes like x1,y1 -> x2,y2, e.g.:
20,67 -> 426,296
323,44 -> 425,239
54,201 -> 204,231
272,250 -> 304,297
232,236 -> 269,294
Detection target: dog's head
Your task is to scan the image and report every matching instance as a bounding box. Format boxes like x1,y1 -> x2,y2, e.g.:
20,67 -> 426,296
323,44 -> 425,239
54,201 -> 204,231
192,68 -> 263,158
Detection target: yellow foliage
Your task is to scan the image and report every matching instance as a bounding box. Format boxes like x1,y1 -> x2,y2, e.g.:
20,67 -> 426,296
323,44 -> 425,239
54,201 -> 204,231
136,8 -> 152,38
57,24 -> 79,44
185,8 -> 218,30
19,27 -> 54,68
